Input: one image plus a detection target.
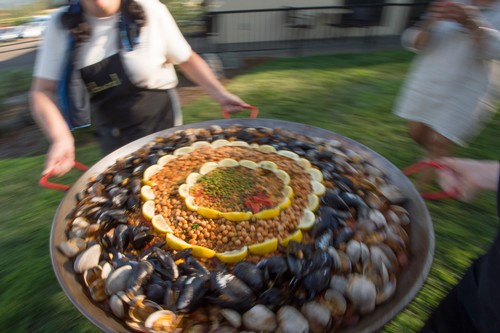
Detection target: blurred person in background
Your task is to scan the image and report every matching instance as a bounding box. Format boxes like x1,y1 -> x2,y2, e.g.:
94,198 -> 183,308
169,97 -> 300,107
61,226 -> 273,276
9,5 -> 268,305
419,157 -> 500,332
393,0 -> 500,186
30,0 -> 248,177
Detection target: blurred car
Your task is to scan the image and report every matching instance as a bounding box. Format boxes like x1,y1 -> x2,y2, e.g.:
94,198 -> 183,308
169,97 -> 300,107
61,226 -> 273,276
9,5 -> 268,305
18,21 -> 48,38
0,27 -> 20,42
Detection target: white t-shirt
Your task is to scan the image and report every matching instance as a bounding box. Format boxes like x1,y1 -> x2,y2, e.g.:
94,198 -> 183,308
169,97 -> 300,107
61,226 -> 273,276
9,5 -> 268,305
33,0 -> 192,90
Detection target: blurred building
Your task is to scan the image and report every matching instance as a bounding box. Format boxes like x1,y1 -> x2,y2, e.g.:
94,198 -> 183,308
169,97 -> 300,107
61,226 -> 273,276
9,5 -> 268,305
184,0 -> 428,54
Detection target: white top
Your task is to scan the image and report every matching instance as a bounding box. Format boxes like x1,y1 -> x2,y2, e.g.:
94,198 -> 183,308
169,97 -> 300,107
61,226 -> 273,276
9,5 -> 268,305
393,3 -> 500,146
33,0 -> 192,90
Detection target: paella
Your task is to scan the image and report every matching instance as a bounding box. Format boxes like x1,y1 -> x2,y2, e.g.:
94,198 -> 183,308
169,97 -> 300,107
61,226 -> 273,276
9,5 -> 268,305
53,121 -> 432,333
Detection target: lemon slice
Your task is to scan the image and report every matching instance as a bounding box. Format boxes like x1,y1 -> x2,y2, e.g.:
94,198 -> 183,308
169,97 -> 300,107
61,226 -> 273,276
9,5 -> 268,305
253,208 -> 281,220
215,247 -> 248,263
142,200 -> 155,221
296,158 -> 311,169
277,150 -> 300,161
239,160 -> 258,170
152,214 -> 173,233
218,158 -> 238,167
274,169 -> 290,185
278,197 -> 291,210
307,194 -> 320,212
186,173 -> 201,185
297,209 -> 316,230
192,141 -> 211,149
227,141 -> 250,147
221,211 -> 253,222
173,146 -> 194,156
258,161 -> 277,171
166,234 -> 192,251
185,196 -> 198,211
256,145 -> 276,154
211,139 -> 229,148
178,184 -> 190,199
284,185 -> 294,199
140,185 -> 155,201
191,245 -> 216,258
311,181 -> 326,196
308,168 -> 324,182
142,179 -> 155,187
197,207 -> 221,219
143,164 -> 161,180
200,162 -> 218,175
157,155 -> 177,166
281,230 -> 303,247
248,238 -> 278,255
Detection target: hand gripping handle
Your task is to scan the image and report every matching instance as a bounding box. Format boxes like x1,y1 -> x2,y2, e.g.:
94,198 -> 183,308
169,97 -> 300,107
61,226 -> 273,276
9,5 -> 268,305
222,105 -> 259,119
39,161 -> 89,191
402,161 -> 460,200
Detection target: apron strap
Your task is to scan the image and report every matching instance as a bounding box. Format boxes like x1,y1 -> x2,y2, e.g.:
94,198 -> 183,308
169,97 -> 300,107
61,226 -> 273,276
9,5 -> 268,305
59,0 -> 139,130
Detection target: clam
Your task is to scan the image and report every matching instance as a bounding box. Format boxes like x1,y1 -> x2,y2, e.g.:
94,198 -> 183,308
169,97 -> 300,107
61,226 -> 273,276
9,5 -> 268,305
346,275 -> 376,314
346,240 -> 362,263
74,243 -> 101,274
277,305 -> 309,333
220,308 -> 242,328
370,245 -> 396,272
242,305 -> 277,332
300,301 -> 332,333
58,238 -> 86,258
83,266 -> 103,287
376,275 -> 397,304
329,275 -> 349,294
145,310 -> 177,332
105,264 -> 133,295
109,291 -> 129,319
88,278 -> 107,302
323,289 -> 347,317
129,296 -> 163,323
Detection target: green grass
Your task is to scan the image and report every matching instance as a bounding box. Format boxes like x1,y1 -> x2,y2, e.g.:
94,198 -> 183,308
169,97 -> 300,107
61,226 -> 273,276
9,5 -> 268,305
0,70 -> 32,104
0,49 -> 498,333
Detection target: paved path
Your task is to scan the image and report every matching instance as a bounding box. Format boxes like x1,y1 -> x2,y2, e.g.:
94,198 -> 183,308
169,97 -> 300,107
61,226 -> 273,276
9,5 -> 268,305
0,38 -> 39,71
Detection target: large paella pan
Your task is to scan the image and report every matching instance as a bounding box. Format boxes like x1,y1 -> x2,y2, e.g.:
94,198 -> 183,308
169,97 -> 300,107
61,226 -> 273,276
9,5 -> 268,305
50,118 -> 434,333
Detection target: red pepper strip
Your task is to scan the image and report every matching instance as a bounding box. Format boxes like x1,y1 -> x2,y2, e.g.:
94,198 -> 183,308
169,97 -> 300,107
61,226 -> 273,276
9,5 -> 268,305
248,194 -> 272,205
249,203 -> 260,214
244,194 -> 274,213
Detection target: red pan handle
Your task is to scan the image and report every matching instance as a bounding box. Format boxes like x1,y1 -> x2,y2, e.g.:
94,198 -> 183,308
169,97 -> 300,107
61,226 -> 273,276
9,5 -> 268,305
39,161 -> 89,191
222,105 -> 259,119
402,161 -> 460,200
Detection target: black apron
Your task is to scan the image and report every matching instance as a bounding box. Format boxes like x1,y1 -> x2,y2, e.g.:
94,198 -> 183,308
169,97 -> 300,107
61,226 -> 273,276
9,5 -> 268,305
420,170 -> 500,333
80,53 -> 175,154
457,171 -> 500,332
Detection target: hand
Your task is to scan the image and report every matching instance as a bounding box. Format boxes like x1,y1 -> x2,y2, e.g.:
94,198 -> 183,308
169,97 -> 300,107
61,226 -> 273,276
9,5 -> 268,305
214,91 -> 249,114
43,139 -> 76,177
436,158 -> 500,201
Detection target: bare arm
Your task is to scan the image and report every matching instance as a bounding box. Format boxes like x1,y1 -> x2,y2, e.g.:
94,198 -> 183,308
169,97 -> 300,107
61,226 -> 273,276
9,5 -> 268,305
412,18 -> 436,50
437,158 -> 500,201
30,77 -> 75,176
177,51 -> 248,112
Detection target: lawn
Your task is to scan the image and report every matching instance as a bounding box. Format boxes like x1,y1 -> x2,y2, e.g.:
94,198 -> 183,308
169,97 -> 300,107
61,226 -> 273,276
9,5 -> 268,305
0,49 -> 498,333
